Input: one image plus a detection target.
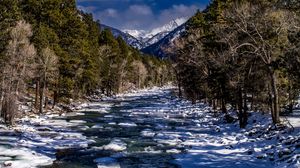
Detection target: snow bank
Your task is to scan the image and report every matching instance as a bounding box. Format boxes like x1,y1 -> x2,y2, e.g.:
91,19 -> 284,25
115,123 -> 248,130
0,113 -> 95,167
0,146 -> 52,168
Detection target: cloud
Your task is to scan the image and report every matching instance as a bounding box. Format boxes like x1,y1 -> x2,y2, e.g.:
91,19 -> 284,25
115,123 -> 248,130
96,8 -> 119,21
77,5 -> 97,13
157,4 -> 199,25
106,8 -> 119,17
95,4 -> 155,29
77,1 -> 206,31
128,5 -> 153,15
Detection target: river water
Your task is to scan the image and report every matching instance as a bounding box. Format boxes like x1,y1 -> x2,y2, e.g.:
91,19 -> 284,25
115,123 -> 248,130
41,88 -> 187,168
0,87 -> 276,168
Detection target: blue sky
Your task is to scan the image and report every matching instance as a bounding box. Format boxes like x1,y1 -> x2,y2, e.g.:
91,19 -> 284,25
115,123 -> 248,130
76,0 -> 210,31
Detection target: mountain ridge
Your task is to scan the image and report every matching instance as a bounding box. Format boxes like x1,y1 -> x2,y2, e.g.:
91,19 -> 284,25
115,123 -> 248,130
124,18 -> 186,46
100,18 -> 187,56
100,24 -> 145,49
141,23 -> 187,58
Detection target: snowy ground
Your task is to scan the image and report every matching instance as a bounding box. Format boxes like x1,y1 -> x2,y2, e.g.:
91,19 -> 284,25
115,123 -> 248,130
0,87 -> 300,167
0,112 -> 96,168
285,108 -> 300,130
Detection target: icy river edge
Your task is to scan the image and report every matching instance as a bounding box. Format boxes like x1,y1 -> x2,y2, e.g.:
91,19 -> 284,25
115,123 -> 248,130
0,87 -> 299,168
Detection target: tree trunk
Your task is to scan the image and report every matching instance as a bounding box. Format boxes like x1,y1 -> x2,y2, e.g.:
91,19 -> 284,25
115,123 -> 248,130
35,80 -> 40,110
176,74 -> 182,98
221,97 -> 227,114
53,82 -> 58,108
44,83 -> 48,110
268,85 -> 274,120
53,89 -> 57,109
242,90 -> 248,127
238,87 -> 244,128
270,69 -> 280,124
288,84 -> 293,114
213,99 -> 217,112
251,93 -> 254,111
39,82 -> 44,114
138,75 -> 140,89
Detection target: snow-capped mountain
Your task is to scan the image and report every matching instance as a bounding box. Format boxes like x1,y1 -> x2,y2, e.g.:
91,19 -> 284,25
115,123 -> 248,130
99,18 -> 186,52
100,24 -> 146,49
141,22 -> 187,58
124,18 -> 187,46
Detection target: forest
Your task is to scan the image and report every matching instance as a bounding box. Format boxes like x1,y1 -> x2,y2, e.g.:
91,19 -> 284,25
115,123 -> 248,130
170,0 -> 300,128
0,0 -> 172,125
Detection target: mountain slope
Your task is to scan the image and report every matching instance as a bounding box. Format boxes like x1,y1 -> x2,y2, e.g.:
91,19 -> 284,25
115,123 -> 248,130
141,23 -> 187,58
100,24 -> 145,49
124,18 -> 186,47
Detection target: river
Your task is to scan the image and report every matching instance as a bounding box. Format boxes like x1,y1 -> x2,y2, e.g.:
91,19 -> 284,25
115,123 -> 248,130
0,87 -> 275,168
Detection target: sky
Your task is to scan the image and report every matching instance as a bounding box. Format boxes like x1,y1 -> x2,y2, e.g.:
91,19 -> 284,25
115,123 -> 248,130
76,0 -> 210,31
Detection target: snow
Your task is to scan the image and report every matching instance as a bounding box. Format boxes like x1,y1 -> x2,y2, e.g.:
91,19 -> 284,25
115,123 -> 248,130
0,103 -> 102,167
118,122 -> 137,127
124,17 -> 187,46
0,146 -> 52,168
100,24 -> 145,49
101,139 -> 127,151
110,86 -> 300,168
94,157 -> 120,168
285,108 -> 300,130
141,129 -> 156,137
1,86 -> 300,167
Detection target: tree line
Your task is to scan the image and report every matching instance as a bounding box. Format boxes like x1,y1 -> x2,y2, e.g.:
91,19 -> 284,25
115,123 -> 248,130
169,0 -> 300,128
0,0 -> 173,125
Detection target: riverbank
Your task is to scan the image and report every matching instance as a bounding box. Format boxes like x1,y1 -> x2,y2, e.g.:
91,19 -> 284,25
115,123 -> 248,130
0,86 -> 173,168
0,86 -> 299,168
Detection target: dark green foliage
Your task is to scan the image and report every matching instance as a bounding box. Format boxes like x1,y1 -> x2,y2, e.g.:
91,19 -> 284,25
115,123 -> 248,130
0,0 -> 173,112
0,0 -> 21,63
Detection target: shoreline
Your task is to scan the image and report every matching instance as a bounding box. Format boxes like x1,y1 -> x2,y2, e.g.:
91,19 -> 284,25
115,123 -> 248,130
0,86 -> 174,168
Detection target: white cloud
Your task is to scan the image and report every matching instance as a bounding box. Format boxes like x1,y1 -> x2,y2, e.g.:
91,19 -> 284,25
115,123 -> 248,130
77,5 -> 97,13
96,8 -> 119,20
85,3 -> 201,31
128,5 -> 153,16
106,8 -> 119,17
158,4 -> 199,25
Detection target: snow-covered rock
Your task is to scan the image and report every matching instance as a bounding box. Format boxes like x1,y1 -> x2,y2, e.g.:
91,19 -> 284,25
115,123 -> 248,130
102,139 -> 127,151
118,122 -> 137,127
141,129 -> 155,138
94,157 -> 120,168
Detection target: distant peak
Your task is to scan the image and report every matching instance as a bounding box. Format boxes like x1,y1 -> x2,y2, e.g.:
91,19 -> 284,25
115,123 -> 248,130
123,17 -> 187,45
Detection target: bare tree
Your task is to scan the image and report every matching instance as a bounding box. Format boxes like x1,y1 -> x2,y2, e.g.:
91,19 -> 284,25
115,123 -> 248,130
0,20 -> 36,124
132,60 -> 148,88
222,2 -> 298,123
36,47 -> 58,114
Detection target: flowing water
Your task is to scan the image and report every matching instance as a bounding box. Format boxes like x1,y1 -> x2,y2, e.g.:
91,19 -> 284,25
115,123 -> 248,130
0,88 -> 276,168
41,89 -> 185,168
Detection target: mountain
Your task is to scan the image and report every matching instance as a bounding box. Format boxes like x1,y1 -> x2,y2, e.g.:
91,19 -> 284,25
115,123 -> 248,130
100,24 -> 145,49
99,18 -> 187,53
141,23 -> 187,58
124,18 -> 186,47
